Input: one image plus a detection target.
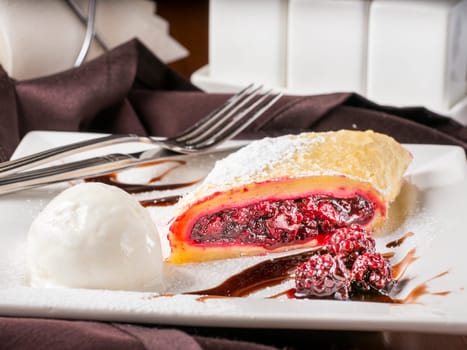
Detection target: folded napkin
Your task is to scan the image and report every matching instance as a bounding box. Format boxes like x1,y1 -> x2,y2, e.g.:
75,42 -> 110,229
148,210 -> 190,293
0,39 -> 465,163
0,39 -> 466,350
0,317 -> 279,350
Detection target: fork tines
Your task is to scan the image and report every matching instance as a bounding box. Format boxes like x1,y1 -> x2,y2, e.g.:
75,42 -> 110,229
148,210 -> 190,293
172,84 -> 283,151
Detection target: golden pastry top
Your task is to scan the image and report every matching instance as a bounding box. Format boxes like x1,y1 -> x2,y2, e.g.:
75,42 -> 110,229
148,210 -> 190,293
177,130 -> 412,211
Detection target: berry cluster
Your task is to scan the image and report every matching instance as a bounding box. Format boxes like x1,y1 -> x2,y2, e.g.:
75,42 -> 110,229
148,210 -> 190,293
294,225 -> 394,300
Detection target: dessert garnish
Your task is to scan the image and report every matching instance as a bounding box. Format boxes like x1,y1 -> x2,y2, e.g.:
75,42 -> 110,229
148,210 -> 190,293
168,130 -> 412,263
294,225 -> 393,300
294,253 -> 351,300
325,224 -> 376,268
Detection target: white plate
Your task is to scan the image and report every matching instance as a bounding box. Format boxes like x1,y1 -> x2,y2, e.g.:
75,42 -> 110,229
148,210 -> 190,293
0,130 -> 466,334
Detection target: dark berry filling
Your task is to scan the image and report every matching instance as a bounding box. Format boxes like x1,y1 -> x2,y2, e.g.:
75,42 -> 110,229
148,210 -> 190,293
190,195 -> 374,247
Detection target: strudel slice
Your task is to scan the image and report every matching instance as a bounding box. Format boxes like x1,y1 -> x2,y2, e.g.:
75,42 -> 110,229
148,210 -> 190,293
167,130 -> 412,263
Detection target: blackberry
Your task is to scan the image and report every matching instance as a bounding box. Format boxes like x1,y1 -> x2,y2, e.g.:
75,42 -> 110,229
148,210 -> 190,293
351,252 -> 394,294
295,253 -> 350,300
326,224 -> 376,267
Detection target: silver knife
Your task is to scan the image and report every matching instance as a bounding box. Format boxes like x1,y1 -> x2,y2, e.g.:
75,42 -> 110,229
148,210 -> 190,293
0,146 -> 243,196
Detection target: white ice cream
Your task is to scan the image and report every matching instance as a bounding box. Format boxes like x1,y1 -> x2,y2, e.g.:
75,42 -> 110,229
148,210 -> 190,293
27,182 -> 164,291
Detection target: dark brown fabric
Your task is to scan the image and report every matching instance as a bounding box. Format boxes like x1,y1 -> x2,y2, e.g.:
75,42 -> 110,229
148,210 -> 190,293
0,39 -> 465,163
0,317 -> 277,350
0,39 -> 466,349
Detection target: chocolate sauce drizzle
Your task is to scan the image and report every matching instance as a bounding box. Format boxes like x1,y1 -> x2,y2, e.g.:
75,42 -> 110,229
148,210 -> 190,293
392,248 -> 418,280
140,195 -> 182,208
394,271 -> 451,304
189,250 -> 319,298
386,231 -> 414,248
186,232 -> 450,304
85,159 -> 200,206
86,173 -> 199,194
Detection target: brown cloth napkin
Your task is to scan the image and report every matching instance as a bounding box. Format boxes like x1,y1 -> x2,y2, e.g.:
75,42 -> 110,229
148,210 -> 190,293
0,317 -> 278,350
0,39 -> 466,162
0,39 -> 466,350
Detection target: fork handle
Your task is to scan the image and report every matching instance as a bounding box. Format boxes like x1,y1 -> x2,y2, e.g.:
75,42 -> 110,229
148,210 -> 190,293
0,153 -> 139,195
0,134 -> 149,177
0,145 -> 244,196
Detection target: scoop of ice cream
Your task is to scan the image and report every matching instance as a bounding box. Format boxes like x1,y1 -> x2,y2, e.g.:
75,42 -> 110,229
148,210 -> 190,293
27,182 -> 163,291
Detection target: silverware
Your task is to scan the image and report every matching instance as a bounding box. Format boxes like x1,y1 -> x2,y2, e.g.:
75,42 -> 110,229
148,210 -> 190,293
67,0 -> 97,66
0,84 -> 282,177
0,146 -> 242,196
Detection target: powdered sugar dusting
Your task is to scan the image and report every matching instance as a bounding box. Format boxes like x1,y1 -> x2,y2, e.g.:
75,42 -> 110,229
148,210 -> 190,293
177,134 -> 327,209
176,130 -> 412,212
205,134 -> 321,187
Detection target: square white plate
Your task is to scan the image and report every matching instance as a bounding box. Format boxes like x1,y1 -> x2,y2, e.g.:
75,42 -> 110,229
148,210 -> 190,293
0,130 -> 466,334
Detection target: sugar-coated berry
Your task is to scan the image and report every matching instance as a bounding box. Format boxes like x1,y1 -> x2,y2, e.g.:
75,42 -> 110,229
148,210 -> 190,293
326,224 -> 376,267
295,253 -> 350,300
351,252 -> 394,294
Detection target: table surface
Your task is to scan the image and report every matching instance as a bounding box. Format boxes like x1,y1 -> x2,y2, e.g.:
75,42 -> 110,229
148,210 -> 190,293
7,2 -> 466,349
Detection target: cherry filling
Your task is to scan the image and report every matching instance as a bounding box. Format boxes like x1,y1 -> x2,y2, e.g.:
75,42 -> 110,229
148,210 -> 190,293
190,195 -> 374,247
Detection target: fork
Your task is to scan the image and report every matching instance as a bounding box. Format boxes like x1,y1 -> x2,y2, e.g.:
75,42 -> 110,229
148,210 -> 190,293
0,145 -> 245,195
0,84 -> 282,177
